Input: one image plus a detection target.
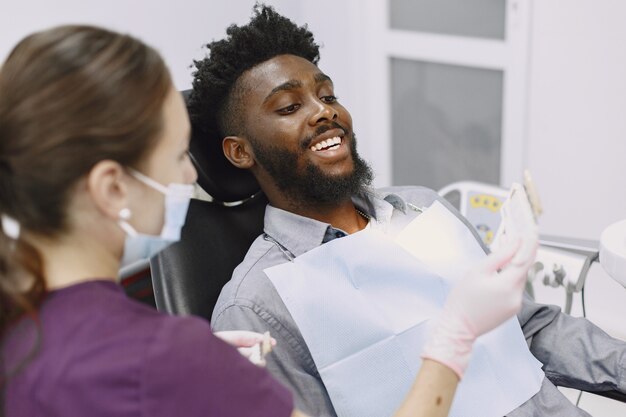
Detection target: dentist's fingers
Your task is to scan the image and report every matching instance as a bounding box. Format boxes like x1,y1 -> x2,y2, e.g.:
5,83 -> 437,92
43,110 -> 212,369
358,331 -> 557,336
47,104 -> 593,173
476,238 -> 521,273
214,330 -> 277,348
498,240 -> 538,287
236,346 -> 256,359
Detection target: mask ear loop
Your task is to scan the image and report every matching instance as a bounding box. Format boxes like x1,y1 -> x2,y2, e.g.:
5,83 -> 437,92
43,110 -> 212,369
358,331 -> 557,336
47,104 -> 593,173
128,168 -> 168,195
117,208 -> 138,237
123,170 -> 167,239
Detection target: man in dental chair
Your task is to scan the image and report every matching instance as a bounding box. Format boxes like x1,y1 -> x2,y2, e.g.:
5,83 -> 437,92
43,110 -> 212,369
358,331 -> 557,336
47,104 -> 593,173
189,5 -> 626,417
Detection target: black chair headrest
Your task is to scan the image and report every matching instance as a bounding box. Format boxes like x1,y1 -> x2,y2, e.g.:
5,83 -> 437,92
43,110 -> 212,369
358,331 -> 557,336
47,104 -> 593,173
182,90 -> 261,203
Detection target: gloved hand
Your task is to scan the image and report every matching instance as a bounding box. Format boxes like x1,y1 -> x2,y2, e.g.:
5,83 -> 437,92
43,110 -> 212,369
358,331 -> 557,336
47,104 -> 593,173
421,237 -> 538,379
214,330 -> 276,365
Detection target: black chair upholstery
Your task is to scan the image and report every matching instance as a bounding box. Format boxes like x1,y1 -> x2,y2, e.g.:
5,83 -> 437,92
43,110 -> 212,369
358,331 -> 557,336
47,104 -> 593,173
150,193 -> 267,320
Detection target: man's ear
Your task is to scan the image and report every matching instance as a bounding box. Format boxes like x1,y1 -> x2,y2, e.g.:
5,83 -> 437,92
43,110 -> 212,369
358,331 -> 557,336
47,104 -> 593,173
223,136 -> 255,169
86,160 -> 128,220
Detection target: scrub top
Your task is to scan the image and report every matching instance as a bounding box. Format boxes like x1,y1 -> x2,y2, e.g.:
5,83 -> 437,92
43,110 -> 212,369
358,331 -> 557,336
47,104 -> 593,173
3,280 -> 293,417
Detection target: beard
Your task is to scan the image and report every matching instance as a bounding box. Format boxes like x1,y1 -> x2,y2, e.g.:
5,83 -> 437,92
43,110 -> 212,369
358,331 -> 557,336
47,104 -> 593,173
249,131 -> 373,207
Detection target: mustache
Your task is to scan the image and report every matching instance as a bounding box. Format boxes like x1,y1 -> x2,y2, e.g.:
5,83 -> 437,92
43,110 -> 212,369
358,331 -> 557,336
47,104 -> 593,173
300,122 -> 348,150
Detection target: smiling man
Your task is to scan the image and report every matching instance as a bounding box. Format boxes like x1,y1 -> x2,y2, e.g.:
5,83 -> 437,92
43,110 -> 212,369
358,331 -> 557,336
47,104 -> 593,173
223,53 -> 374,226
189,5 -> 626,417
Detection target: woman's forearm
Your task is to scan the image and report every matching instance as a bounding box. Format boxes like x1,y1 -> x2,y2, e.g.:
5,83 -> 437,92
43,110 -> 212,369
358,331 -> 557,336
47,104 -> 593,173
392,359 -> 459,417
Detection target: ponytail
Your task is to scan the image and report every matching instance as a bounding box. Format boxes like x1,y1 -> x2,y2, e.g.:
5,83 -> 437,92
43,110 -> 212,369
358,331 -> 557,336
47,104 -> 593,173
0,233 -> 46,334
0,163 -> 46,338
1,168 -> 46,407
0,217 -> 46,415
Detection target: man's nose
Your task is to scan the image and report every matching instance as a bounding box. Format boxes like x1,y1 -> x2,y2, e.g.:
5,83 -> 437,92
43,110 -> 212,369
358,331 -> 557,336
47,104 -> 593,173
309,99 -> 338,125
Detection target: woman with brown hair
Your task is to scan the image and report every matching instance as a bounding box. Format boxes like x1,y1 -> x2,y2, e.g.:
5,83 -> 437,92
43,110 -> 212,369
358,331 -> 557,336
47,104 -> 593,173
0,24 -> 535,417
0,25 -> 292,417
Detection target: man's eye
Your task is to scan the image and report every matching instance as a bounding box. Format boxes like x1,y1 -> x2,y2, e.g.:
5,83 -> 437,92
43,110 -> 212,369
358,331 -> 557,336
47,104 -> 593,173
277,104 -> 300,114
321,95 -> 338,103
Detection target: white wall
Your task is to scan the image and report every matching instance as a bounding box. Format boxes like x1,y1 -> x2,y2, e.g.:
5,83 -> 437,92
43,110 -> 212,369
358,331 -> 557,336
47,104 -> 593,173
527,0 -> 626,241
0,0 -> 301,90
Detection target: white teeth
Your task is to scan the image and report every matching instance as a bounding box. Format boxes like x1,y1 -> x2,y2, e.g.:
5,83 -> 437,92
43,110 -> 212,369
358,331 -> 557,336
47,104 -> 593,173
310,136 -> 343,152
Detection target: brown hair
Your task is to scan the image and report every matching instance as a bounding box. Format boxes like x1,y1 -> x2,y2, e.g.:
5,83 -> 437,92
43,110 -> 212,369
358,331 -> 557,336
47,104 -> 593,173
0,25 -> 171,340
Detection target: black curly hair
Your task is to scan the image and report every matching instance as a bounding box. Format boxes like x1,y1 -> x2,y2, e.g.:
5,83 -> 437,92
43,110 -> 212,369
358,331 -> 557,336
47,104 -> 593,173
188,3 -> 320,142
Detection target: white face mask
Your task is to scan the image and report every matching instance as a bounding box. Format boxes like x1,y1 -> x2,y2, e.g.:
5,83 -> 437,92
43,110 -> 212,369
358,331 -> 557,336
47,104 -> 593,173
117,169 -> 194,270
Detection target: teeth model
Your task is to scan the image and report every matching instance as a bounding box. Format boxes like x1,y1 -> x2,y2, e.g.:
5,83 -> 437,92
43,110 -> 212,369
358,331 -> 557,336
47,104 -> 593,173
311,136 -> 342,152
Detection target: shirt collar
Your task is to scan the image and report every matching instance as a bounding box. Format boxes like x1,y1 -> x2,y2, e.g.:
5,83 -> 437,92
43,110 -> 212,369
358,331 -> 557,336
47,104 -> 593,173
263,188 -> 408,257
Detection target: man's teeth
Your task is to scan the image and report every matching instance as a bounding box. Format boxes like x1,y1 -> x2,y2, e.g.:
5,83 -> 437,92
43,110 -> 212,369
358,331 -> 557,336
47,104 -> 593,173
311,136 -> 342,152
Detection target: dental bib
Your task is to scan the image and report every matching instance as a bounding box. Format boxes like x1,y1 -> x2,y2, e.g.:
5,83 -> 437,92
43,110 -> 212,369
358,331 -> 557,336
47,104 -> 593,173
265,201 -> 543,417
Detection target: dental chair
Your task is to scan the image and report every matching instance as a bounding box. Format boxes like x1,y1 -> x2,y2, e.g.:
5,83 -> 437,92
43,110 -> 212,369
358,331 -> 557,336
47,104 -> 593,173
148,90 -> 265,320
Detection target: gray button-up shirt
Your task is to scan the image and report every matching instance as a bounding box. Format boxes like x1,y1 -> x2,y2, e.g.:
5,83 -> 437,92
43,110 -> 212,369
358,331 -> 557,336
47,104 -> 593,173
212,186 -> 625,417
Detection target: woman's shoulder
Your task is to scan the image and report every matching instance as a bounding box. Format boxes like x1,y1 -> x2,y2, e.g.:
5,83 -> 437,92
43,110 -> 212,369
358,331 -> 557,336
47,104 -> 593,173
138,308 -> 294,416
6,280 -> 293,417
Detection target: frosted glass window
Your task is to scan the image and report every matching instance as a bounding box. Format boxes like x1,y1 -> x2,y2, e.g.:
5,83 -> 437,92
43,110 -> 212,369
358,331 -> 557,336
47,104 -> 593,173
391,58 -> 503,190
390,0 -> 506,40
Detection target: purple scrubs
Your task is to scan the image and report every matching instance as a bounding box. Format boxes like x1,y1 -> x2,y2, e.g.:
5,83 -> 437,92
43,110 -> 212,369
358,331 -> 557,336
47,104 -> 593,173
3,280 -> 293,417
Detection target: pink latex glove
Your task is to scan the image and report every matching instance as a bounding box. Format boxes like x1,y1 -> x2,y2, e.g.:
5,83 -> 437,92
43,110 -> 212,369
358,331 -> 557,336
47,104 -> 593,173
214,330 -> 277,365
421,238 -> 537,379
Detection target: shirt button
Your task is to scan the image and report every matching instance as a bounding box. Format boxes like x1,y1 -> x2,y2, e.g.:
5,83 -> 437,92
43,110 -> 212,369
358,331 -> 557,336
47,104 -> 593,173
335,231 -> 343,238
